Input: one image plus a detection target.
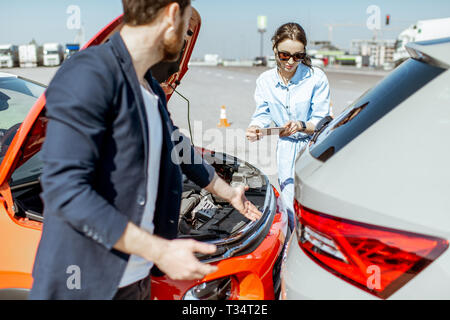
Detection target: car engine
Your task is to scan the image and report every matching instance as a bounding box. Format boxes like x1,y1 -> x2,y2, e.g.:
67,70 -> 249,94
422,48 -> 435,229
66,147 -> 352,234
178,161 -> 266,240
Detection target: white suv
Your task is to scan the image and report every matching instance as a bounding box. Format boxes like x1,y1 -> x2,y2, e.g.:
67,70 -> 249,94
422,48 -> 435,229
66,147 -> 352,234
281,37 -> 450,299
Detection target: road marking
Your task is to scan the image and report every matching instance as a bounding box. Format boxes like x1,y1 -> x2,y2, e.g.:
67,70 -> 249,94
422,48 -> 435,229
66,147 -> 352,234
243,79 -> 251,83
339,80 -> 354,84
227,76 -> 235,80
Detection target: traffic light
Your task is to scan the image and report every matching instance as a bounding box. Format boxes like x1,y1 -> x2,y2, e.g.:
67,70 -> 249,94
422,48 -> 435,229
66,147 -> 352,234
386,14 -> 390,25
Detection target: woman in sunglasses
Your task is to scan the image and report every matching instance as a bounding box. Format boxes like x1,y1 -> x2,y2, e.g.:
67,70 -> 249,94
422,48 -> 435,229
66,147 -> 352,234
246,22 -> 331,231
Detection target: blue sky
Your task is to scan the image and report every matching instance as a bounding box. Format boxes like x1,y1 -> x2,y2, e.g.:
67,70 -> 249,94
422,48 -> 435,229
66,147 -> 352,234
1,0 -> 450,59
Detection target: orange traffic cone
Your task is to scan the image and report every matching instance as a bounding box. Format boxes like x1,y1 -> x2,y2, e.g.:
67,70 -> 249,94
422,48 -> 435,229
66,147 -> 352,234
217,105 -> 231,127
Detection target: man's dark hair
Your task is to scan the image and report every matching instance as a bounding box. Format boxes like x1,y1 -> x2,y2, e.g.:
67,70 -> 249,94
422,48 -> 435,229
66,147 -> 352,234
122,0 -> 191,26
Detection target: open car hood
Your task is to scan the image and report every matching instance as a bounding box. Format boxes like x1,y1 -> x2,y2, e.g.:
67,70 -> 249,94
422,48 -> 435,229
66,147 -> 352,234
0,8 -> 201,187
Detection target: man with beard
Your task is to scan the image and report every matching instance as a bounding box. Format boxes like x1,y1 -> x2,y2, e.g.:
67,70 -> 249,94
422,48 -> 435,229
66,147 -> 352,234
29,0 -> 262,300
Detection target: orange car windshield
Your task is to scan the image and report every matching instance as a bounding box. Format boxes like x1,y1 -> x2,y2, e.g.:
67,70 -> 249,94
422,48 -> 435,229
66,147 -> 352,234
0,76 -> 45,162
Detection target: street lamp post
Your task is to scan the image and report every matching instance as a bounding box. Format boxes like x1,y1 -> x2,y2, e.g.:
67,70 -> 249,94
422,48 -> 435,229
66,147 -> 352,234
258,29 -> 265,57
257,16 -> 267,58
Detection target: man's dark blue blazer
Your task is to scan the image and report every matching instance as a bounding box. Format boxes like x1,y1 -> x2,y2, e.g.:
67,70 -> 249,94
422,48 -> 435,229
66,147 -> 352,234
29,32 -> 215,299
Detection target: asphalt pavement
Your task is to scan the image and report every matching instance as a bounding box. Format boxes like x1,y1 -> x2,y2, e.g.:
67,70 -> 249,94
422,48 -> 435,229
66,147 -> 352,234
2,65 -> 385,186
167,66 -> 384,184
168,65 -> 385,130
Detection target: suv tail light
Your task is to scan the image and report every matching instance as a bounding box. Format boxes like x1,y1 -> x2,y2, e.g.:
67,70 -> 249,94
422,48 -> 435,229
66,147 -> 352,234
293,200 -> 449,299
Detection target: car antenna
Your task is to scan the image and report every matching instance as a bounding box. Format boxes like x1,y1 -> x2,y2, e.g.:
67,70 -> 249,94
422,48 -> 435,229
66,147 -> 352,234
170,81 -> 194,146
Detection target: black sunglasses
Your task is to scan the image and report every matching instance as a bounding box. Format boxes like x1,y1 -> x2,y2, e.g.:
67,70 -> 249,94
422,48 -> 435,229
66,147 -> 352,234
277,50 -> 306,62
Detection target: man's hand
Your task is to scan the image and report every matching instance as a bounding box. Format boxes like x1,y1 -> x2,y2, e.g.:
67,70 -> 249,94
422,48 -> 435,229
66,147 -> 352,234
204,173 -> 263,221
228,185 -> 263,221
114,223 -> 218,281
151,238 -> 218,281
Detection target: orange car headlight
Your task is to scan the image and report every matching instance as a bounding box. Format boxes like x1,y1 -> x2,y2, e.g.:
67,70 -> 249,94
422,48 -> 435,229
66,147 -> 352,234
183,276 -> 238,300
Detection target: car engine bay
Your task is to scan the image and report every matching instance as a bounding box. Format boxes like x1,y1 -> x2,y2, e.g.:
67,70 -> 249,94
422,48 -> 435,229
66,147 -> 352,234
178,160 -> 267,240
10,152 -> 268,244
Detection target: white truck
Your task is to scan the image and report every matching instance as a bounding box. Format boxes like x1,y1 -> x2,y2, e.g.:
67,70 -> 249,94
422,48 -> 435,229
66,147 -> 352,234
0,44 -> 19,68
394,17 -> 450,66
19,44 -> 39,68
43,43 -> 64,66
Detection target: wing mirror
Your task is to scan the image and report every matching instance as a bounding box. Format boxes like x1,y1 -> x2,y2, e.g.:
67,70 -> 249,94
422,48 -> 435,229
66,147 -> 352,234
311,115 -> 334,144
314,115 -> 334,133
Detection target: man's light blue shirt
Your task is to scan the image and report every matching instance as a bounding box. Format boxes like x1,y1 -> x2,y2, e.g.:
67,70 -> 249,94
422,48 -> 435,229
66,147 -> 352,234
249,63 -> 331,140
118,84 -> 162,288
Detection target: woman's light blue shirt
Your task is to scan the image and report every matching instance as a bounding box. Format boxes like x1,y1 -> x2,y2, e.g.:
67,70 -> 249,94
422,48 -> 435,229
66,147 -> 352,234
249,63 -> 331,140
249,63 -> 331,230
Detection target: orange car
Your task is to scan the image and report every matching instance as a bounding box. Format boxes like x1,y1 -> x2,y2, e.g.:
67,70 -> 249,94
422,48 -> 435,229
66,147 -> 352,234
0,9 -> 288,300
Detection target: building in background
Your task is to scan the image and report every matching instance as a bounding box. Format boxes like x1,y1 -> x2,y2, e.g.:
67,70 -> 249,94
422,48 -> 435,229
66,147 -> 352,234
308,41 -> 346,67
350,39 -> 396,69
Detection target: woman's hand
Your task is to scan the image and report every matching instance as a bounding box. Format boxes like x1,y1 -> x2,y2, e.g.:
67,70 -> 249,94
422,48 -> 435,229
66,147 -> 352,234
246,125 -> 263,142
280,120 -> 302,137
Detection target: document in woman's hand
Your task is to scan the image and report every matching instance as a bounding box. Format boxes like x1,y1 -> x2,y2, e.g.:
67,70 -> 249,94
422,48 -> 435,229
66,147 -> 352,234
256,127 -> 285,136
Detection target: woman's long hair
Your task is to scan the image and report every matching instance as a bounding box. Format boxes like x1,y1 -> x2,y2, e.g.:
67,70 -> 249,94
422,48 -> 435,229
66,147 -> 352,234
272,22 -> 312,68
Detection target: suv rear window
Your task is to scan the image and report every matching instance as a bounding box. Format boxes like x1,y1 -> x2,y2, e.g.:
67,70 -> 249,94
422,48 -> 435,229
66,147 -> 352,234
310,58 -> 446,162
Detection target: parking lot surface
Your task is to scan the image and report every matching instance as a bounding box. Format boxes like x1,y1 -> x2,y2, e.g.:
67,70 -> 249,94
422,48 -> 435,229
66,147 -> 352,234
2,65 -> 383,185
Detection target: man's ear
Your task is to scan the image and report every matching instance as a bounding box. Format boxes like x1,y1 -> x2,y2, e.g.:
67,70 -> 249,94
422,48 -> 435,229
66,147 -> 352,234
162,2 -> 181,31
